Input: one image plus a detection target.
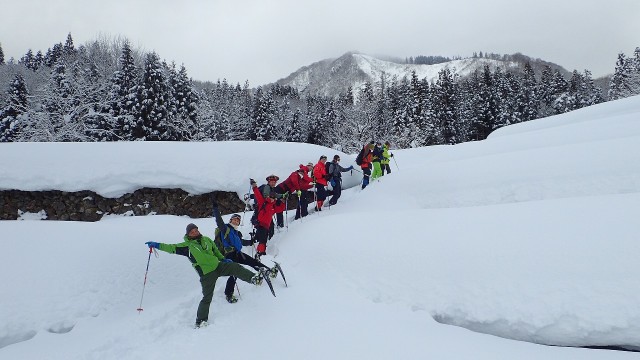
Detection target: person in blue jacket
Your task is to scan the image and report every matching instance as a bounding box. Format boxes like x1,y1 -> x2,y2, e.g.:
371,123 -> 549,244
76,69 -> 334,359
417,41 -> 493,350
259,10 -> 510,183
212,199 -> 278,303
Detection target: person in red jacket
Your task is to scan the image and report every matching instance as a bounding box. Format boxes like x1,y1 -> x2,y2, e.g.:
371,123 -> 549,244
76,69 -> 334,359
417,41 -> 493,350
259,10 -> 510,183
251,178 -> 286,257
276,164 -> 315,219
313,155 -> 329,211
360,142 -> 375,189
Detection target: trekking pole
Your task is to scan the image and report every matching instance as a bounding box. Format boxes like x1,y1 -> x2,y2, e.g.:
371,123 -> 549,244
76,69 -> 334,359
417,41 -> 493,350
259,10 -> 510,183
137,247 -> 156,313
392,156 -> 399,171
313,186 -> 318,213
235,283 -> 242,300
285,194 -> 289,230
296,192 -> 303,223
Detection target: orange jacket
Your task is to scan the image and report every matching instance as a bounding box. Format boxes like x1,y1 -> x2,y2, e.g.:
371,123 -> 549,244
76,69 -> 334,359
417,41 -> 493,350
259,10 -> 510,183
360,147 -> 373,169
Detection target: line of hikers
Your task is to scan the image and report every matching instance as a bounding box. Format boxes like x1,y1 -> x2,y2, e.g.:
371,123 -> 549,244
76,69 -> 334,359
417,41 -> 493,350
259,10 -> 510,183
144,141 -> 394,328
357,140 -> 394,189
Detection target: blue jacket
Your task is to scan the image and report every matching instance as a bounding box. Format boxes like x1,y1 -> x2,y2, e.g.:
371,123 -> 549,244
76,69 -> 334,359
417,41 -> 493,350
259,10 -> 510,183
212,206 -> 243,255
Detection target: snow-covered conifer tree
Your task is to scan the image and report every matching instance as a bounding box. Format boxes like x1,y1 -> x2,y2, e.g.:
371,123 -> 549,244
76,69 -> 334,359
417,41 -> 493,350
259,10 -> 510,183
0,74 -> 29,141
135,52 -> 170,140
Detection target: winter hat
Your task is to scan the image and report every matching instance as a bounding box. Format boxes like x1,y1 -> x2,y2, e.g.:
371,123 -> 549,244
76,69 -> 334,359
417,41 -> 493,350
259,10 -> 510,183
266,174 -> 279,182
230,214 -> 241,222
368,144 -> 375,150
307,162 -> 314,167
185,223 -> 198,235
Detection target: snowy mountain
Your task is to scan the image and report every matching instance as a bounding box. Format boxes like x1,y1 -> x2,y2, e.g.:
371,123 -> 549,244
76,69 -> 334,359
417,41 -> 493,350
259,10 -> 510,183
275,52 -> 561,97
2,96 -> 640,359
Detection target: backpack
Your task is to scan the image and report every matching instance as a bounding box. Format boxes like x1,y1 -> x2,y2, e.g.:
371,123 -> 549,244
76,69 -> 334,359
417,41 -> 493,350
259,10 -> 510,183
324,162 -> 333,180
355,147 -> 365,165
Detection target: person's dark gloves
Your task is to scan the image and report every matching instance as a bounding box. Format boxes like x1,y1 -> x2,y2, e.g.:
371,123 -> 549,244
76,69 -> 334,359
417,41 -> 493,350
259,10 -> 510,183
347,165 -> 354,171
275,199 -> 283,206
145,241 -> 159,249
222,258 -> 233,263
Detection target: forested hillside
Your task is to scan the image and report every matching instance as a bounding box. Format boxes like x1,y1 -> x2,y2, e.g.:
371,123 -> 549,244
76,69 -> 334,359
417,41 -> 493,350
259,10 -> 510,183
0,34 -> 638,152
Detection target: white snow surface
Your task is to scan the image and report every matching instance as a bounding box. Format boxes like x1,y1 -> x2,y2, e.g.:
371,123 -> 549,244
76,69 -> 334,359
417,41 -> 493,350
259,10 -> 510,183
2,96 -> 640,359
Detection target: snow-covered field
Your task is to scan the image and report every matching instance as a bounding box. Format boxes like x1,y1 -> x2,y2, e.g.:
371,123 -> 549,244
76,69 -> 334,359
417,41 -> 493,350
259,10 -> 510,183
1,96 -> 640,359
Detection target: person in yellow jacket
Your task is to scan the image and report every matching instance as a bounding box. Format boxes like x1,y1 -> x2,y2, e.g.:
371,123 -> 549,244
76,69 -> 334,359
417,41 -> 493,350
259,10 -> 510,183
381,141 -> 394,176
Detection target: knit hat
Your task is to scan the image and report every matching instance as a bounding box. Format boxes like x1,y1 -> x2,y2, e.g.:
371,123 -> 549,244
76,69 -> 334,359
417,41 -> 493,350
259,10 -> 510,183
307,162 -> 313,167
266,174 -> 279,182
185,223 -> 198,235
230,214 -> 241,222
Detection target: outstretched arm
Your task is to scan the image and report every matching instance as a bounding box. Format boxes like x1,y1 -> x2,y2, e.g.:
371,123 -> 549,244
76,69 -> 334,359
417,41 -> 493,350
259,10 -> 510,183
211,198 -> 226,232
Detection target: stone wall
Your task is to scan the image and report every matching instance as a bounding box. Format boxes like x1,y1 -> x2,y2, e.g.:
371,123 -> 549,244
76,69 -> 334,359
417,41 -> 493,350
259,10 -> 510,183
0,188 -> 247,221
1,188 -> 301,221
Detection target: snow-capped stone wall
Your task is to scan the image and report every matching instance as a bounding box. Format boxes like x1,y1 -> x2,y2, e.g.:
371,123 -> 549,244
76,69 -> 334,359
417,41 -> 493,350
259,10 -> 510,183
0,189 -> 246,221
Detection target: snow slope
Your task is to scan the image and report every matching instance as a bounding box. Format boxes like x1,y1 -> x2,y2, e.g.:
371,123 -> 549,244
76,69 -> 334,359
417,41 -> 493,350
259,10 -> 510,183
1,96 -> 640,359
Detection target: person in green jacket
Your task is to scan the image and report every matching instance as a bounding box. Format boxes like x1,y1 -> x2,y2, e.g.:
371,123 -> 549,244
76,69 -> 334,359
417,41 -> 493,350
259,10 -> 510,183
145,223 -> 267,328
371,142 -> 384,180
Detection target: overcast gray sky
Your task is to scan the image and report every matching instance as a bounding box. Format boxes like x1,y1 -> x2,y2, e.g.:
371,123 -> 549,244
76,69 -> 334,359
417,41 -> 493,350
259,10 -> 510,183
1,0 -> 639,86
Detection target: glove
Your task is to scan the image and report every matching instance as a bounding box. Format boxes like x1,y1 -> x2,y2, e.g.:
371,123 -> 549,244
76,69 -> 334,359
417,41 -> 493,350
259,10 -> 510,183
222,258 -> 233,263
330,179 -> 336,187
145,241 -> 159,249
250,178 -> 257,187
347,165 -> 354,171
211,197 -> 218,208
296,190 -> 302,197
275,199 -> 283,206
390,153 -> 394,157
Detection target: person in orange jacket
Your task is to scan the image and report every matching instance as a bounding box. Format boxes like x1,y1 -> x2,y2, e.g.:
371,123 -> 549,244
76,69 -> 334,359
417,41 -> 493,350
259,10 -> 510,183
313,155 -> 329,211
360,142 -> 374,189
251,178 -> 286,257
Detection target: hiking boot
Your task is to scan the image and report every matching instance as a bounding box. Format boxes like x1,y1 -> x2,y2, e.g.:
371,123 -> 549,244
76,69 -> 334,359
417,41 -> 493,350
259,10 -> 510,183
269,266 -> 278,279
225,294 -> 238,304
251,272 -> 263,286
194,320 -> 208,329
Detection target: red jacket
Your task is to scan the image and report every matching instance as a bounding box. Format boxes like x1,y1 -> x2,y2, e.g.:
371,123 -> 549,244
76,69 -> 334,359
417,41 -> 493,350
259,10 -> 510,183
253,186 -> 285,229
313,161 -> 328,186
277,166 -> 313,193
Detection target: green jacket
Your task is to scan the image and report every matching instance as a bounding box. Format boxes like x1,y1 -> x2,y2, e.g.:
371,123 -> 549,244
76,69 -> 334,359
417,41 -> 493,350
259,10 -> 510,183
158,235 -> 226,276
381,145 -> 391,165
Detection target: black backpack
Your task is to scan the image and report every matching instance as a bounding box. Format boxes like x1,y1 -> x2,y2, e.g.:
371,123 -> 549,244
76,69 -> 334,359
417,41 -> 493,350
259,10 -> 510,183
355,147 -> 365,165
324,161 -> 333,180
